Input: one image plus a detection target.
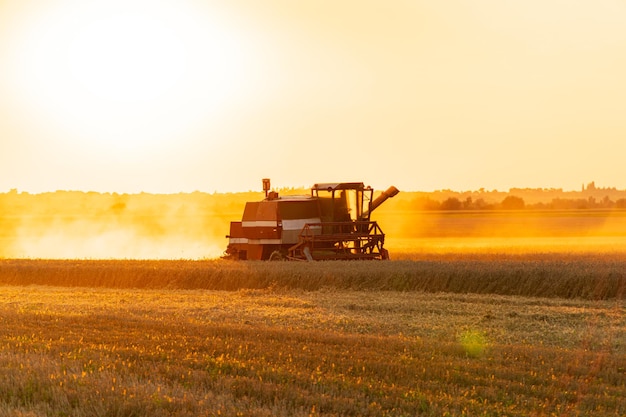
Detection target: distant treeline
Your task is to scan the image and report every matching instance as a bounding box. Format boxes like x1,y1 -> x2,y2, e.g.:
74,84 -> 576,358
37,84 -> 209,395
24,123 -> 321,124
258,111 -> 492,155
0,182 -> 626,214
2,182 -> 626,215
392,182 -> 626,211
398,194 -> 626,211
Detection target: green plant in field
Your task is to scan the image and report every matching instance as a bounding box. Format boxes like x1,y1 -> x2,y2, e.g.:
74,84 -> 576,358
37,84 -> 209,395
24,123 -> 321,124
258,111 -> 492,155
458,329 -> 488,357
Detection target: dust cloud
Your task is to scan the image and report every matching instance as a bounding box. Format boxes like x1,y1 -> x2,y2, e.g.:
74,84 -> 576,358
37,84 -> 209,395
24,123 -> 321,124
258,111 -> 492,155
0,191 -> 252,259
12,226 -> 223,259
378,209 -> 626,255
2,189 -> 626,259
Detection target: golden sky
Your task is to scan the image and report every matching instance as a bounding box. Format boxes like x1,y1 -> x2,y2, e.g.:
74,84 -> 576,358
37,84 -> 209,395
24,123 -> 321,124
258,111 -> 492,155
1,0 -> 625,194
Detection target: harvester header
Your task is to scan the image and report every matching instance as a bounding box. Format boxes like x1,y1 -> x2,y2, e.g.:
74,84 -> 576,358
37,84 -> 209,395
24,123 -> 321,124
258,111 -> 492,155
224,179 -> 399,261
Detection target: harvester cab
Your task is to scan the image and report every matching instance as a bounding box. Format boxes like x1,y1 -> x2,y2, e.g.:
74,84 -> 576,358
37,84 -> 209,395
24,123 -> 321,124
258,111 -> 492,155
224,179 -> 399,261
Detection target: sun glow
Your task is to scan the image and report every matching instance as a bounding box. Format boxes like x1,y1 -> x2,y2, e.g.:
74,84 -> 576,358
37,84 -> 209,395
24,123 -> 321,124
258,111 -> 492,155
8,0 -> 257,156
3,1 -> 626,194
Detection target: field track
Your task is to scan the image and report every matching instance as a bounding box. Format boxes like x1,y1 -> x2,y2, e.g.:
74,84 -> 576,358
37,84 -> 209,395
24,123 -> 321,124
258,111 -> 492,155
0,253 -> 624,299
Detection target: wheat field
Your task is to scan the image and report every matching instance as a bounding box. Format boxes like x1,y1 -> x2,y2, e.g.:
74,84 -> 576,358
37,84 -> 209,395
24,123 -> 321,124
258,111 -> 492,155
0,255 -> 624,416
1,253 -> 624,299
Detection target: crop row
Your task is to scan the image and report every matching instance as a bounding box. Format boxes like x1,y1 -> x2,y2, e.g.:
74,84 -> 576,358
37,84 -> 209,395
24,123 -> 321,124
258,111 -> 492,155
0,254 -> 624,299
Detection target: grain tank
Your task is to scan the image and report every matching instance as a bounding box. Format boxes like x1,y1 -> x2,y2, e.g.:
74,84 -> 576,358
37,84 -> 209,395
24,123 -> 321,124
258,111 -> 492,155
225,179 -> 399,260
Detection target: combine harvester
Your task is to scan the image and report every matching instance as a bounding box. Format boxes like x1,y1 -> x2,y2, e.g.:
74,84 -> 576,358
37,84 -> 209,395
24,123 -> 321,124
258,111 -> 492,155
225,179 -> 399,261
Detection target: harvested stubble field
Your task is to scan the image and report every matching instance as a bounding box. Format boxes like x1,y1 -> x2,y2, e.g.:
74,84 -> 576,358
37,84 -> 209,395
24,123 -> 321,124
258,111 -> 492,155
0,254 -> 624,416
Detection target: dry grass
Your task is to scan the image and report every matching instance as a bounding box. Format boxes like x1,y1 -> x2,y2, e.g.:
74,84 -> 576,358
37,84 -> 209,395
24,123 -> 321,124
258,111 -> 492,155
0,253 -> 624,299
0,285 -> 624,416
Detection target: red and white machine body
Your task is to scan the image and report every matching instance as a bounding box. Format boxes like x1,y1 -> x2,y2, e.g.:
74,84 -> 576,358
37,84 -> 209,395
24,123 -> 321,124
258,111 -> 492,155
225,180 -> 398,261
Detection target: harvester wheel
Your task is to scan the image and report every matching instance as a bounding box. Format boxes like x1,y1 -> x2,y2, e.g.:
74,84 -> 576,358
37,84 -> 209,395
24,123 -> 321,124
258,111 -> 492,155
269,250 -> 285,261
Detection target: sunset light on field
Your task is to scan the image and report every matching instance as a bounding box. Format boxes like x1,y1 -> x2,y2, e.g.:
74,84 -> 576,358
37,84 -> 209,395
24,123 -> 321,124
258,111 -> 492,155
2,3 -> 626,414
2,0 -> 626,193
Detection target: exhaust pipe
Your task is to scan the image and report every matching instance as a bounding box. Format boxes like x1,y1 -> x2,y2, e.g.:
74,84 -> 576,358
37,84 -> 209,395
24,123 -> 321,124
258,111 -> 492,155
262,178 -> 271,198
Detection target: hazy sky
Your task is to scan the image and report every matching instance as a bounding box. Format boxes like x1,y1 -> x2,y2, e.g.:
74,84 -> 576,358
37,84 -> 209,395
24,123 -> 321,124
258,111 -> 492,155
1,0 -> 625,193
